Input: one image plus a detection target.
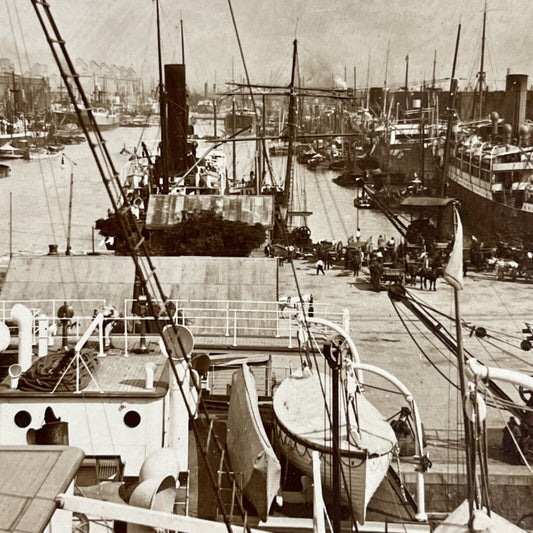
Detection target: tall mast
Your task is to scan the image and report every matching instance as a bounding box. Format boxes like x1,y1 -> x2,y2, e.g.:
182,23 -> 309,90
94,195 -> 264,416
227,0 -> 275,192
180,14 -> 185,64
366,51 -> 370,110
472,3 -> 487,121
156,0 -> 168,193
478,1 -> 487,119
404,54 -> 409,112
383,41 -> 390,118
283,39 -> 298,207
440,24 -> 461,198
432,49 -> 437,89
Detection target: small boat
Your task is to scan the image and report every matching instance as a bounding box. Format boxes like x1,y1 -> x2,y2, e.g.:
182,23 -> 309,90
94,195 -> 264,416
333,172 -> 364,187
269,142 -> 289,156
120,115 -> 152,128
353,196 -> 372,208
329,157 -> 347,170
80,108 -> 120,131
0,142 -> 25,159
273,366 -> 397,523
22,147 -> 63,160
0,163 -> 10,178
306,153 -> 328,170
226,364 -> 281,520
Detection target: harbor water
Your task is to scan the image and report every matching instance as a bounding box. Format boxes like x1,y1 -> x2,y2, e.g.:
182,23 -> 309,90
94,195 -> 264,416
0,123 -> 401,257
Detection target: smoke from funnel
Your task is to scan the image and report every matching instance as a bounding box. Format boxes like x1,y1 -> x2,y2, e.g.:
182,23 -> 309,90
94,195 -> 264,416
334,76 -> 348,89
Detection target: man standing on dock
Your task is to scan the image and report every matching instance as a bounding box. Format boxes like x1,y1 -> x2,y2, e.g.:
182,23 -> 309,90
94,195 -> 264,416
316,258 -> 325,275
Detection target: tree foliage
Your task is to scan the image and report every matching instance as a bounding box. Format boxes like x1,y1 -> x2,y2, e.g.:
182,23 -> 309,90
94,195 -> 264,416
95,209 -> 266,257
161,210 -> 266,256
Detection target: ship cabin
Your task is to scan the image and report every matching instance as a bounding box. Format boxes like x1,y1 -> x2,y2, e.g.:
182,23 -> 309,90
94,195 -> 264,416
451,125 -> 533,211
373,106 -> 441,149
400,196 -> 457,251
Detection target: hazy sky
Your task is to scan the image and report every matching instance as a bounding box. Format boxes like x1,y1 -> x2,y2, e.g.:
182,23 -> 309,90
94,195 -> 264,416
3,0 -> 533,93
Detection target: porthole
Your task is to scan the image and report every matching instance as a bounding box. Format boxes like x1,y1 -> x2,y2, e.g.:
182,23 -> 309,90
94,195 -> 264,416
14,410 -> 32,428
123,410 -> 141,428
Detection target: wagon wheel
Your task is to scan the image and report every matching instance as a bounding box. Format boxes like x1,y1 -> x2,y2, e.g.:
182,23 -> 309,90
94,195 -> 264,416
519,379 -> 533,406
521,340 -> 532,352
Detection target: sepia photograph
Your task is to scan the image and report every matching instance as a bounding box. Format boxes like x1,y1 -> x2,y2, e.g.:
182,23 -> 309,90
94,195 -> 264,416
0,1 -> 532,532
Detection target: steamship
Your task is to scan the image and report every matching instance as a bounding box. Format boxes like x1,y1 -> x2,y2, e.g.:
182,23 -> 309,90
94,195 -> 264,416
444,74 -> 533,238
370,107 -> 441,183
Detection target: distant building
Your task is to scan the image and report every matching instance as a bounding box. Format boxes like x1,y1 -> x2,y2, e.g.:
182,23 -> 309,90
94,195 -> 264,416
0,58 -> 14,74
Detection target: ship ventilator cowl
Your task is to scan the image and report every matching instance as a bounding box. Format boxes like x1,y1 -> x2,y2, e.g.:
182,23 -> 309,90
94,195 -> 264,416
11,303 -> 33,372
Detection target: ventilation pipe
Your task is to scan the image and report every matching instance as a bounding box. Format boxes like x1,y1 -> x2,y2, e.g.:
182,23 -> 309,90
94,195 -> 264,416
8,364 -> 22,389
144,362 -> 157,390
490,111 -> 499,138
0,321 -> 10,352
503,123 -> 512,146
11,304 -> 33,372
519,124 -> 531,147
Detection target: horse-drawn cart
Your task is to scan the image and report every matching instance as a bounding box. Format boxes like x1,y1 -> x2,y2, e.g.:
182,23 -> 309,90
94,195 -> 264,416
381,267 -> 405,285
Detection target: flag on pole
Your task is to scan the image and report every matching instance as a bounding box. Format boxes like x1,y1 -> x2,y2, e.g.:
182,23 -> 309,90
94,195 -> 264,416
444,206 -> 464,290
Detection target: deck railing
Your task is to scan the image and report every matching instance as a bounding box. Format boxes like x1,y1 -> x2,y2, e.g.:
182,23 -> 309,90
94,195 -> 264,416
0,297 -> 349,353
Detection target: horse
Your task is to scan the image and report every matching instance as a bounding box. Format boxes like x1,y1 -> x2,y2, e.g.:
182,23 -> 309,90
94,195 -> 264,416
417,255 -> 442,291
345,247 -> 362,276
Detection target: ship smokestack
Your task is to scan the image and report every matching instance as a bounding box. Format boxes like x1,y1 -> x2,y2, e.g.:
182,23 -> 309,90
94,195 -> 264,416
505,74 -> 528,141
165,64 -> 189,177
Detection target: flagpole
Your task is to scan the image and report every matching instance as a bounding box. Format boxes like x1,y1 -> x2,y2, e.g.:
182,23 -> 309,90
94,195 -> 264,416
446,205 -> 476,522
453,285 -> 476,520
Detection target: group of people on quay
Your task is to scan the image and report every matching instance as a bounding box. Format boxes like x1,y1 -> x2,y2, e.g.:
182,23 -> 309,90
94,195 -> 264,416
311,229 -> 448,291
266,217 -> 533,288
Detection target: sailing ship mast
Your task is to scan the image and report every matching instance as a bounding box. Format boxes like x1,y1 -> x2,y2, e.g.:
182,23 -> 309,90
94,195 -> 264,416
283,39 -> 298,208
155,0 -> 169,193
472,2 -> 487,121
440,23 -> 461,198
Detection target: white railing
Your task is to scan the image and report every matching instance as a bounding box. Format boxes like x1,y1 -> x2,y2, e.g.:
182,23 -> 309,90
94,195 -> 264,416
0,298 -> 349,353
0,298 -> 107,345
123,298 -> 348,349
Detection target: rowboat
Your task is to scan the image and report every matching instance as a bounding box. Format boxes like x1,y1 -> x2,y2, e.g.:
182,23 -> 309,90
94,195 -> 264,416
273,366 -> 397,524
226,364 -> 281,520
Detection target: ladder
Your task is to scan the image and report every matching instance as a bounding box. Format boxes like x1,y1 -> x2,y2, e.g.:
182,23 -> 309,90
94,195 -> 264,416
30,2 -> 250,531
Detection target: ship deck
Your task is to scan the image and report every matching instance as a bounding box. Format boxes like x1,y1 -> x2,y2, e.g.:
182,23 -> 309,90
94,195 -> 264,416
186,256 -> 533,526
0,339 -> 169,398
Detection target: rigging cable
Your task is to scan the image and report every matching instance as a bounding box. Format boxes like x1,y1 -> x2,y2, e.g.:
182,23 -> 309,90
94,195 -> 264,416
226,0 -> 276,190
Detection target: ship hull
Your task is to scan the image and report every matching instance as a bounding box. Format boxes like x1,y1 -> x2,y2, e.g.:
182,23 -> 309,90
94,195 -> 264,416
447,164 -> 533,237
372,142 -> 434,180
81,112 -> 120,131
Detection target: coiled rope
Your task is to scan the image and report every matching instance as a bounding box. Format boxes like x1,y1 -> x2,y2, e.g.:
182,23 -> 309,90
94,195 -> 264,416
18,350 -> 100,392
